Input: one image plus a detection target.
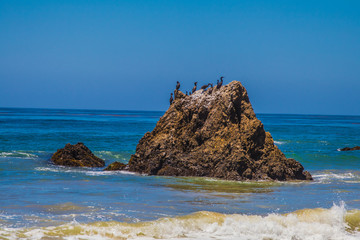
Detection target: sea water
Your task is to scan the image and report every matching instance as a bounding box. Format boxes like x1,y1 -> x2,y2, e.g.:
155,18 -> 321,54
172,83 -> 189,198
0,108 -> 360,239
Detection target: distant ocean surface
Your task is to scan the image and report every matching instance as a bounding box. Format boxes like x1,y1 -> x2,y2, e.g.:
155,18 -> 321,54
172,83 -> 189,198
1,108 -> 360,239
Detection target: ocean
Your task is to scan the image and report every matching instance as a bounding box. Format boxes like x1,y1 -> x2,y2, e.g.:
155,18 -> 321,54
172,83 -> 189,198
0,107 -> 359,239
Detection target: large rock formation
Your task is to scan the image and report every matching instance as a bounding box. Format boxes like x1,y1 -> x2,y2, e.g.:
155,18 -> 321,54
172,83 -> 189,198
127,81 -> 312,181
51,142 -> 105,167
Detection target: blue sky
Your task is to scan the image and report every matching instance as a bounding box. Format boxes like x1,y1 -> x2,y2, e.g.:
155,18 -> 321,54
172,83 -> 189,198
0,0 -> 359,115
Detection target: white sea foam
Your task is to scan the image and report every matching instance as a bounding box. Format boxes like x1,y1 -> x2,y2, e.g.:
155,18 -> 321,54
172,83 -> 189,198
274,141 -> 285,145
35,167 -> 78,173
0,213 -> 15,220
0,151 -> 38,159
313,172 -> 358,183
85,171 -> 119,176
1,203 -> 359,240
85,170 -> 136,176
35,167 -> 137,176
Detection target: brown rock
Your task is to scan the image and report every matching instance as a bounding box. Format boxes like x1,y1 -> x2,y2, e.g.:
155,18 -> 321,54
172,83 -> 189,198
104,161 -> 127,171
339,146 -> 360,151
51,142 -> 105,167
127,81 -> 312,181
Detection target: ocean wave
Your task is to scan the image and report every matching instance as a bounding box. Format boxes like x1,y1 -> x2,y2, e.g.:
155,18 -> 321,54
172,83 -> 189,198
0,151 -> 38,159
85,170 -> 136,176
94,151 -> 128,161
0,213 -> 15,220
34,166 -> 136,176
313,172 -> 359,183
274,141 -> 285,145
35,167 -> 76,173
1,203 -> 359,240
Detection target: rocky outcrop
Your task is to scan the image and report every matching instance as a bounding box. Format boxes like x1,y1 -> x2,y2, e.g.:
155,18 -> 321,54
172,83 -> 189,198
104,161 -> 127,171
339,146 -> 360,151
51,142 -> 105,167
126,81 -> 312,181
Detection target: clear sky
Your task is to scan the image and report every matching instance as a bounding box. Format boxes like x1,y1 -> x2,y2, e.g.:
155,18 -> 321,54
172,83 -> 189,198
1,0 -> 359,115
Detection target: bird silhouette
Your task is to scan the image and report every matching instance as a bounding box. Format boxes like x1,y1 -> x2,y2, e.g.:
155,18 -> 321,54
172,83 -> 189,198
170,93 -> 173,105
191,82 -> 197,94
208,83 -> 214,94
217,76 -> 224,89
201,83 -> 211,90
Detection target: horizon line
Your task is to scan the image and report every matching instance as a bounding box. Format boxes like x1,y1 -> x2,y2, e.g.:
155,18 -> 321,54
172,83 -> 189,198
1,106 -> 360,117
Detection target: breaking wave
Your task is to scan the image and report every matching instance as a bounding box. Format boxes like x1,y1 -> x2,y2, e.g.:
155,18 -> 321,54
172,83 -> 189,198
313,171 -> 360,183
1,203 -> 359,240
0,151 -> 38,159
274,141 -> 285,145
34,166 -> 136,176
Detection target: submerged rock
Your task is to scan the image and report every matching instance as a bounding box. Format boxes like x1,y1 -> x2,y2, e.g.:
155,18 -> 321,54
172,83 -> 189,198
51,142 -> 105,167
339,146 -> 360,151
104,161 -> 127,171
127,81 -> 312,181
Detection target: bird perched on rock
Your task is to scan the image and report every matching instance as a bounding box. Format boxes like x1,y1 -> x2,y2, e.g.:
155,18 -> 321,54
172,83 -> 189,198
192,82 -> 197,94
176,81 -> 180,91
217,76 -> 224,89
208,83 -> 214,94
201,83 -> 211,91
170,93 -> 173,105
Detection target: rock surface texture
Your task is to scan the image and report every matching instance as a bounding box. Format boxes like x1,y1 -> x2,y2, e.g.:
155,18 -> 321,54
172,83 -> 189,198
51,142 -> 105,167
104,161 -> 127,171
340,146 -> 360,151
127,81 -> 312,181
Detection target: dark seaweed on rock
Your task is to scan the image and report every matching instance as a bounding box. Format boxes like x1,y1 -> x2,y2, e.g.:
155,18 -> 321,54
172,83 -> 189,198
51,142 -> 105,167
127,81 -> 312,181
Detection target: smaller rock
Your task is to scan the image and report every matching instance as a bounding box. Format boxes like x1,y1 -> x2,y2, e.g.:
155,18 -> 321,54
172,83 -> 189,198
51,142 -> 105,167
339,146 -> 360,151
104,161 -> 127,171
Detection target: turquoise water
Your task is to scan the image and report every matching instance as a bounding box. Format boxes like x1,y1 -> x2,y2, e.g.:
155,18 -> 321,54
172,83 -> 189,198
1,108 -> 360,239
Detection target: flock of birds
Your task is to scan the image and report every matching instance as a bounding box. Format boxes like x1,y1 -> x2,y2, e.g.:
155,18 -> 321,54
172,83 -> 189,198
170,76 -> 224,105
